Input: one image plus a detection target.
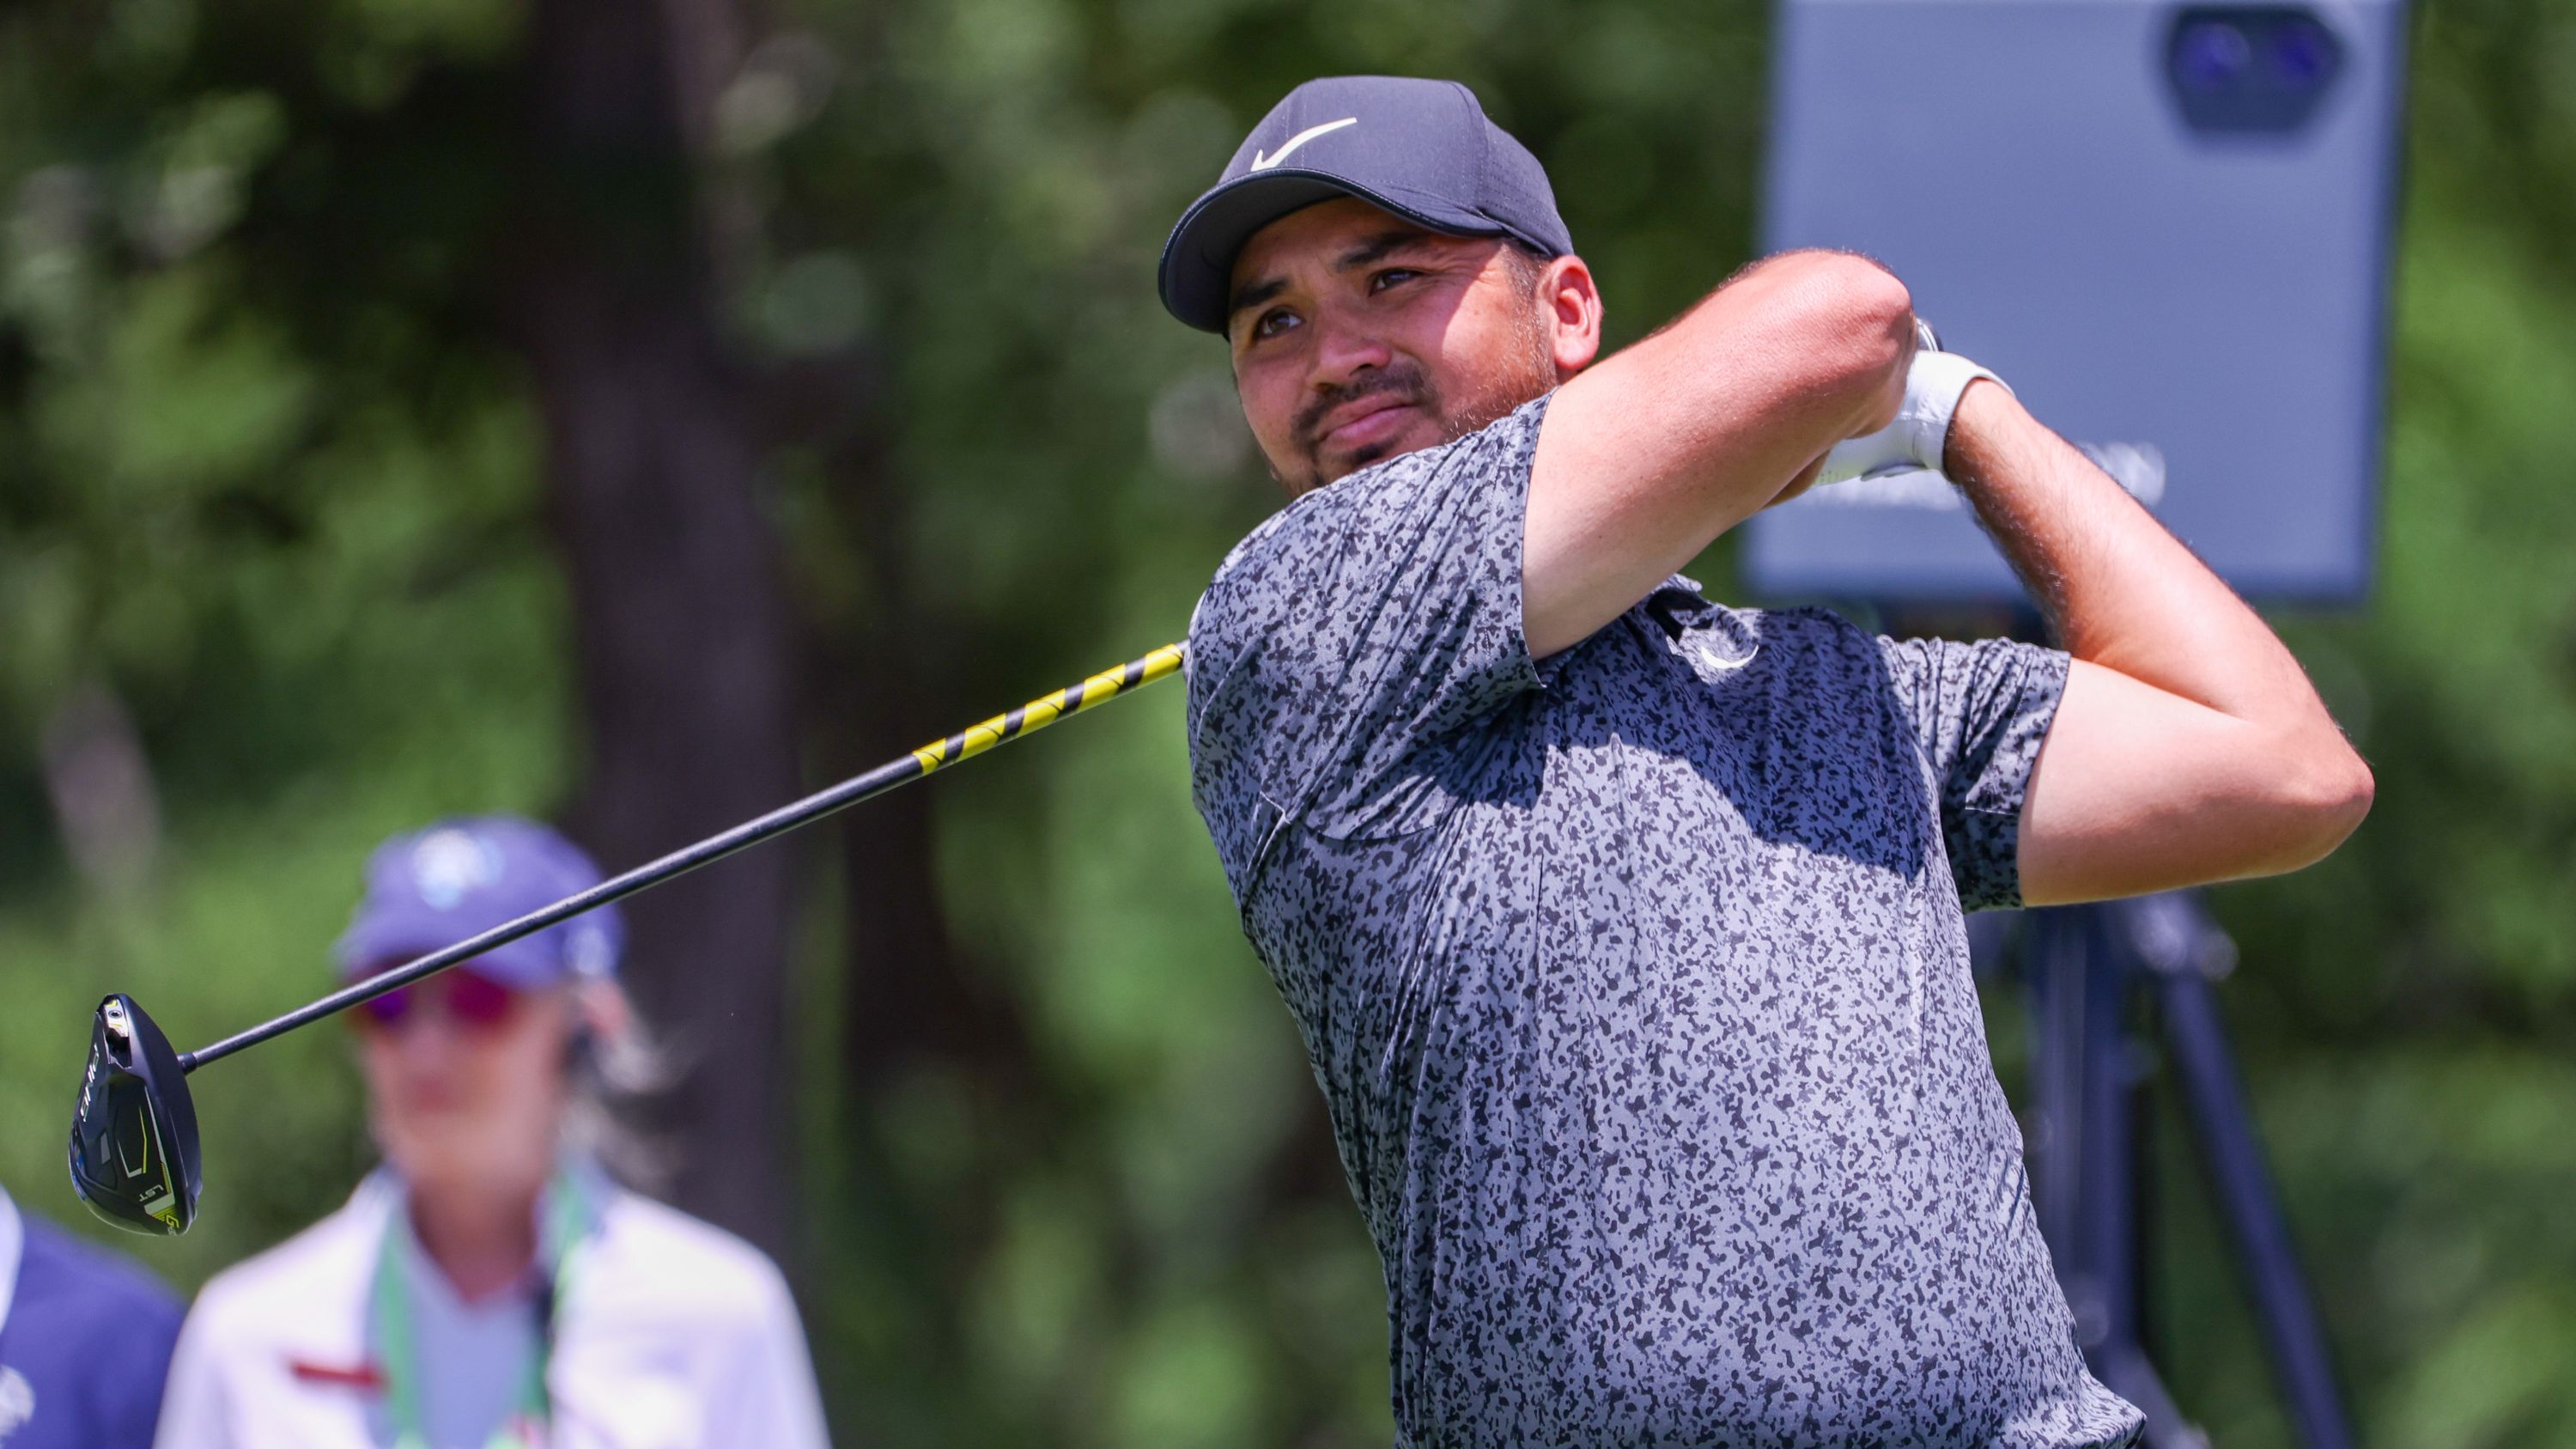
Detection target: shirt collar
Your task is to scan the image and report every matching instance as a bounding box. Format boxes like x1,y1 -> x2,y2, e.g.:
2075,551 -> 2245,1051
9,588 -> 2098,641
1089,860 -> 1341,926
1641,574 -> 1712,633
0,1185 -> 24,1341
360,1156 -> 616,1278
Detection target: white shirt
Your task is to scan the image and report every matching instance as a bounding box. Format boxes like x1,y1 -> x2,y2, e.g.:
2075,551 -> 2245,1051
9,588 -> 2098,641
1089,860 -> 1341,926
0,1187 -> 23,1341
154,1175 -> 829,1449
0,1185 -> 22,1440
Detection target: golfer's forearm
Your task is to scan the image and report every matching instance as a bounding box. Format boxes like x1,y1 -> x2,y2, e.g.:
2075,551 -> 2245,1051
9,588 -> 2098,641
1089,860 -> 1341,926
1944,383 -> 2336,735
1527,250 -> 1911,657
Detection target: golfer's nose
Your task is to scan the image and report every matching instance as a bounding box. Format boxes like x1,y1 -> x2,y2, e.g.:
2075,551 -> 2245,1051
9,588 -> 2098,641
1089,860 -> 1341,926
1309,314 -> 1392,391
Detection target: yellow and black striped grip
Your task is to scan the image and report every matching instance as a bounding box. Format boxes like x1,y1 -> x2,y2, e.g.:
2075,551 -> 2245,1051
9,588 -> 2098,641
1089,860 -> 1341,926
910,642 -> 1185,776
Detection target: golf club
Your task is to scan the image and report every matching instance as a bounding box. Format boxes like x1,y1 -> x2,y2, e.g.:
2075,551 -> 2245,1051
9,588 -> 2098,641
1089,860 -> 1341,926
68,642 -> 1186,1236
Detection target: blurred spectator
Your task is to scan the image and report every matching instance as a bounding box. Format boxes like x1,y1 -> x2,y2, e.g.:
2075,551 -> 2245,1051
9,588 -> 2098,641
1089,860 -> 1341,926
154,817 -> 829,1449
0,1182 -> 184,1449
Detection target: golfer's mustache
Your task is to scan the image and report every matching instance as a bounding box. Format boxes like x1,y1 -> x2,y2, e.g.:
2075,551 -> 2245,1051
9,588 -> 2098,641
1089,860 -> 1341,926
1297,367 -> 1429,451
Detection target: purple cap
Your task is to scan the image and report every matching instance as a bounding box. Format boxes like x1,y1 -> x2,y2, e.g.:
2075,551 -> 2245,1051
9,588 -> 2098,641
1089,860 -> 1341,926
1157,76 -> 1574,334
335,816 -> 623,989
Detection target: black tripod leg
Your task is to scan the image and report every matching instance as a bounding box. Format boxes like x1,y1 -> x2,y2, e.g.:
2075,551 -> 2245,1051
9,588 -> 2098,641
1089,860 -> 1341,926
2034,906 -> 2207,1449
2028,909 -> 2089,1285
2151,966 -> 2356,1449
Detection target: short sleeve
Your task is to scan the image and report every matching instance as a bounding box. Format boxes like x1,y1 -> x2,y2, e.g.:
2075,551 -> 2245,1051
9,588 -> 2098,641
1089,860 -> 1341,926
1875,634 -> 2070,911
1186,395 -> 1552,904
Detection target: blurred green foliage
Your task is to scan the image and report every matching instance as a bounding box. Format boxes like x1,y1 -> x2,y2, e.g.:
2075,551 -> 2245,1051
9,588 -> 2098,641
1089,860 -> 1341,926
2,0 -> 2573,1445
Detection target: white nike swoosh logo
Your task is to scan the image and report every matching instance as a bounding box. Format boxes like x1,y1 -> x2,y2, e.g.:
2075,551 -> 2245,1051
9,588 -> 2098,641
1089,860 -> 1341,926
1693,642 -> 1759,674
1251,117 -> 1358,171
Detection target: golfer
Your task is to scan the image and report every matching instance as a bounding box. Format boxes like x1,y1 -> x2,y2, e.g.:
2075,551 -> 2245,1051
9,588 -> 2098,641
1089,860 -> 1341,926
1164,76 -> 2372,1445
154,816 -> 829,1449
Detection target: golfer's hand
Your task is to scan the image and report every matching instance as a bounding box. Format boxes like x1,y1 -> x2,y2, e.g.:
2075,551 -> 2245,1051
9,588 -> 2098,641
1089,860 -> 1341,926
1814,337 -> 2005,488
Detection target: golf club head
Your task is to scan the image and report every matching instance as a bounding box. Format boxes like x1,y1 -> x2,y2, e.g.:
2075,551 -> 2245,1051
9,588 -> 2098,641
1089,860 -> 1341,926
67,994 -> 202,1236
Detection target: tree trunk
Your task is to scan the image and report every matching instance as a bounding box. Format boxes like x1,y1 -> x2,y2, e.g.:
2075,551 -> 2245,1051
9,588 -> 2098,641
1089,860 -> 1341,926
512,0 -> 802,1266
761,355 -> 1032,1098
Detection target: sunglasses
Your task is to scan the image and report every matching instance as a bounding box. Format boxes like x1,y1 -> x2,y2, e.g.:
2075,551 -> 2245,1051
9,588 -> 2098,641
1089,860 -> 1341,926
349,965 -> 521,1034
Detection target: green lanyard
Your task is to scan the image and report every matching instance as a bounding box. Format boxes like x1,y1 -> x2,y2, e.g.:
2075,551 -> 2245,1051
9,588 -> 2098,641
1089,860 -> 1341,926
370,1170 -> 593,1449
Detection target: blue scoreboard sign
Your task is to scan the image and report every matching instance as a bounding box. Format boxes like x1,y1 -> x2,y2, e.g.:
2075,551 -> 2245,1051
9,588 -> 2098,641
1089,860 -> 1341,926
1748,0 -> 2409,605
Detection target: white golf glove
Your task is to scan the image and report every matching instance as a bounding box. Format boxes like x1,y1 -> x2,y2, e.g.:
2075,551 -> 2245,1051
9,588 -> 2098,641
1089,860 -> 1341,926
1816,326 -> 2008,486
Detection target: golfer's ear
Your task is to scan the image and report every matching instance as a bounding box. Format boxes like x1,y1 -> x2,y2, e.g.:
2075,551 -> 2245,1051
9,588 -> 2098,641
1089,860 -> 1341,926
1543,256 -> 1603,378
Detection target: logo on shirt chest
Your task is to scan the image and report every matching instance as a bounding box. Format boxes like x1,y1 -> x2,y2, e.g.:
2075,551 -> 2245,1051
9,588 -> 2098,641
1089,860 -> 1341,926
1686,639 -> 1759,676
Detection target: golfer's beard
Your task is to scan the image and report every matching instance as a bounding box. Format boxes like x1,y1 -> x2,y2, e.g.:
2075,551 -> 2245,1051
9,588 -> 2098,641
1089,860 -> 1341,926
1285,328 -> 1558,496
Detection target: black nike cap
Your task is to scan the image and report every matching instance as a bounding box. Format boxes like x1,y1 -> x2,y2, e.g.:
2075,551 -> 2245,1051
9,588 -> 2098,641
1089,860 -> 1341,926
1157,76 -> 1574,335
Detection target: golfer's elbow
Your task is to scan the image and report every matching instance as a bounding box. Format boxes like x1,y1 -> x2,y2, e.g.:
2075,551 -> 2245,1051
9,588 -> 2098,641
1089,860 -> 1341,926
2300,738 -> 2376,857
1759,249 -> 1915,429
2257,730 -> 2376,871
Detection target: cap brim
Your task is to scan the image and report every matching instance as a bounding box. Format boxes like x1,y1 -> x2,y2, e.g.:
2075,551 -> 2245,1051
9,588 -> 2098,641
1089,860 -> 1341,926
1157,171 -> 1510,334
336,921 -> 562,991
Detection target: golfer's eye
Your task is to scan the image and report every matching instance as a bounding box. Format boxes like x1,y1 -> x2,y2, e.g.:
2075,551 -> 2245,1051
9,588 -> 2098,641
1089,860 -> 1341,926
1371,268 -> 1420,293
1252,307 -> 1299,341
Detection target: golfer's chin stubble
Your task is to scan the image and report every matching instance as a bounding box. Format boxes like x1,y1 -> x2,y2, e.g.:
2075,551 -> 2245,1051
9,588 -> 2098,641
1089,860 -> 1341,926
1304,405 -> 1444,490
1279,374 -> 1549,495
